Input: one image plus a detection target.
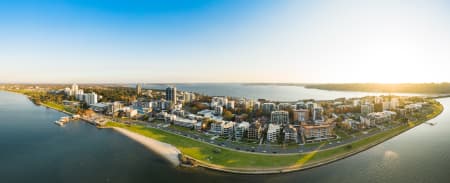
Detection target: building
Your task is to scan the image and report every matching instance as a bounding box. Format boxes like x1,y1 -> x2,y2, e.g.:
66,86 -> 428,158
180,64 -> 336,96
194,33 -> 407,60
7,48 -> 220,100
277,103 -> 291,110
173,117 -> 197,128
271,111 -> 289,125
222,121 -> 235,138
136,84 -> 142,96
267,124 -> 281,143
210,121 -> 224,134
84,92 -> 98,105
211,96 -> 228,108
234,122 -> 250,140
215,106 -> 223,116
226,100 -> 235,110
366,111 -> 397,125
253,101 -> 261,111
361,103 -> 375,116
165,86 -> 177,104
262,103 -> 276,114
301,124 -> 334,143
295,102 -> 306,110
292,109 -> 309,123
284,125 -> 298,143
390,98 -> 399,110
312,107 -> 324,124
247,123 -> 262,140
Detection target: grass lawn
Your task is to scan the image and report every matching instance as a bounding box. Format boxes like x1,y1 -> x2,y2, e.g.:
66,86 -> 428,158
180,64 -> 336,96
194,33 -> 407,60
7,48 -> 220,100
106,102 -> 443,170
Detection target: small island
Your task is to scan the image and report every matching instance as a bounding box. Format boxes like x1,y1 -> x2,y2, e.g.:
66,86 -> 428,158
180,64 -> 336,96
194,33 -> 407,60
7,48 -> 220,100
1,84 -> 444,174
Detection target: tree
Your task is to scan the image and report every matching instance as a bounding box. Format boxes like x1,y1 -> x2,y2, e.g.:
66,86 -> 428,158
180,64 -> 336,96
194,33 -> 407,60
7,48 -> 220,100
223,111 -> 233,121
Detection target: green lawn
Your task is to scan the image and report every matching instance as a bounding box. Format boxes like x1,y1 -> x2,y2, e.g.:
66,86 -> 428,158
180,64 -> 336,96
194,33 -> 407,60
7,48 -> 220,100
107,102 -> 443,170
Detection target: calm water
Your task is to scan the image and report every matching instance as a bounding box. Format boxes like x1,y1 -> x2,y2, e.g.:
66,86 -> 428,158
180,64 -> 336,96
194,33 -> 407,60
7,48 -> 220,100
1,91 -> 450,183
141,83 -> 426,101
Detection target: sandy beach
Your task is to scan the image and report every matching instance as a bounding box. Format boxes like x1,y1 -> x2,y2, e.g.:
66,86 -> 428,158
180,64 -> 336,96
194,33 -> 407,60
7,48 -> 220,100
112,127 -> 181,166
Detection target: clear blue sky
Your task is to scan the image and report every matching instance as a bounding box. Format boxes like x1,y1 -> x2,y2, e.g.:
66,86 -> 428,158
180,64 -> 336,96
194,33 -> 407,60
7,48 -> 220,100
1,0 -> 450,83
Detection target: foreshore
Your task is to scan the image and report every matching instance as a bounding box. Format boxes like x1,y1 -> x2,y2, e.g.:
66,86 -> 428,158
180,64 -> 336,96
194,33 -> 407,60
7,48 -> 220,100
110,127 -> 181,166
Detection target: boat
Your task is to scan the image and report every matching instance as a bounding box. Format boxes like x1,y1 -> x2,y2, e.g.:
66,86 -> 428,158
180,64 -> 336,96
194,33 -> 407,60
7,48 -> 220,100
54,116 -> 70,126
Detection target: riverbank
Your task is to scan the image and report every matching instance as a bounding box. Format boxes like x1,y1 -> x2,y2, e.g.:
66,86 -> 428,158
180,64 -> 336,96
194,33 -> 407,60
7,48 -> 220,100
110,127 -> 181,166
4,90 -> 444,174
105,101 -> 443,174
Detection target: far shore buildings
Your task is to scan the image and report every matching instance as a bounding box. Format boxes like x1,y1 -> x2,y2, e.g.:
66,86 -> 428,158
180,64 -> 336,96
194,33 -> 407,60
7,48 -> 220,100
136,84 -> 142,96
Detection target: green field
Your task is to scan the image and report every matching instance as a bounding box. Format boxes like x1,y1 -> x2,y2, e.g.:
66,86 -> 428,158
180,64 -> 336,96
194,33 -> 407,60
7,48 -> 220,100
106,102 -> 442,170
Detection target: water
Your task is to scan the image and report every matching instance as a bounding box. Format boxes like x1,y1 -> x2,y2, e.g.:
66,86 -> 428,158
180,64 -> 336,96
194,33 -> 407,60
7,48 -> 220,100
141,83 -> 426,101
1,90 -> 450,183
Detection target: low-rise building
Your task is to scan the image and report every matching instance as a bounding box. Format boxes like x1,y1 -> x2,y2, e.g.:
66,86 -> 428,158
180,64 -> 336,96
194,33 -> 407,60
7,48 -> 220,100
301,124 -> 334,143
267,124 -> 281,143
247,123 -> 262,140
234,122 -> 250,140
284,125 -> 298,143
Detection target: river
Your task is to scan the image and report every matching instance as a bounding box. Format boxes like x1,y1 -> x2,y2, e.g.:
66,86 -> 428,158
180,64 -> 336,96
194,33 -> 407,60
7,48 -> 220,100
139,83 -> 426,101
1,90 -> 449,183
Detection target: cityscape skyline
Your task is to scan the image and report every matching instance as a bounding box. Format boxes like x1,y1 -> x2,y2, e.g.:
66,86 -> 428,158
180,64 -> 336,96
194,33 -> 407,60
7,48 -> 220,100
2,0 -> 450,83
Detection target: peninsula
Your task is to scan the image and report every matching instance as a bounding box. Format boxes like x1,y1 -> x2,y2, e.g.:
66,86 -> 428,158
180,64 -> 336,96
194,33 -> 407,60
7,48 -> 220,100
0,84 -> 443,174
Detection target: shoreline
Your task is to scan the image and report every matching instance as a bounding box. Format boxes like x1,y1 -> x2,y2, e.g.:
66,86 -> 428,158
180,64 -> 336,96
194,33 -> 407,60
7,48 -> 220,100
3,90 -> 445,175
106,102 -> 444,175
109,127 -> 181,166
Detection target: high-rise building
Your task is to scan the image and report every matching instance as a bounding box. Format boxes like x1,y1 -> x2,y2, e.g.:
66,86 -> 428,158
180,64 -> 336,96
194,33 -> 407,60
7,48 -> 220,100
271,110 -> 289,125
166,86 -> 177,104
71,83 -> 78,95
312,107 -> 324,124
361,103 -> 375,116
84,92 -> 98,105
293,109 -> 310,122
262,103 -> 276,114
136,84 -> 142,96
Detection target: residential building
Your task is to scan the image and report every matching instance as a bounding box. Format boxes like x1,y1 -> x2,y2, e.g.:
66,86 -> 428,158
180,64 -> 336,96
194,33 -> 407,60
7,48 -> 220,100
222,121 -> 235,138
312,107 -> 324,124
301,124 -> 334,143
84,92 -> 98,105
277,103 -> 291,110
271,111 -> 289,125
267,124 -> 281,143
165,86 -> 177,104
295,102 -> 306,110
361,103 -> 375,116
215,106 -> 223,116
226,100 -> 235,110
247,123 -> 262,140
136,84 -> 142,95
293,109 -> 309,123
284,125 -> 298,143
262,103 -> 276,114
234,122 -> 250,140
210,121 -> 224,134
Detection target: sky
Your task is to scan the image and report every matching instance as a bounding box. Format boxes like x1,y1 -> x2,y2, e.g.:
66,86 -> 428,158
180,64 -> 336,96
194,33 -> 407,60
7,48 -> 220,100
1,0 -> 450,83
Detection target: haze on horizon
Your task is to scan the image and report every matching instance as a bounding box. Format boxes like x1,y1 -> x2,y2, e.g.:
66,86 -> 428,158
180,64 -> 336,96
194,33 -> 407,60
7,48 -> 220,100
1,0 -> 450,84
